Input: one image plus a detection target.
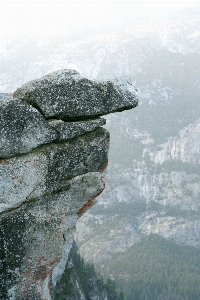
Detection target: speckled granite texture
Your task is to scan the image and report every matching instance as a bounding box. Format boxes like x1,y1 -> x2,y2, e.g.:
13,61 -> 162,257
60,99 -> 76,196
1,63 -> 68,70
0,69 -> 138,299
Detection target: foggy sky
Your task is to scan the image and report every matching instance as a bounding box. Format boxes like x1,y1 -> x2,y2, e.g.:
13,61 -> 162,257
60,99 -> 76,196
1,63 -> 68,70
1,1 -> 200,39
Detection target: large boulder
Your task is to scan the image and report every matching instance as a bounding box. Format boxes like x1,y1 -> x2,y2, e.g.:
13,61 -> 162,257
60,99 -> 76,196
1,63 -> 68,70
13,69 -> 138,120
0,94 -> 58,159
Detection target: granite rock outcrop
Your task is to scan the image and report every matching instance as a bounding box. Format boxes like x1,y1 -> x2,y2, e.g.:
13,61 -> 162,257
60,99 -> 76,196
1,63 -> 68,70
0,95 -> 58,159
0,69 -> 138,299
13,69 -> 138,121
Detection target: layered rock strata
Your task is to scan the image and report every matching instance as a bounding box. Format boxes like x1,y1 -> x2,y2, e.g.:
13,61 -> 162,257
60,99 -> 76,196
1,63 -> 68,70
0,70 -> 138,299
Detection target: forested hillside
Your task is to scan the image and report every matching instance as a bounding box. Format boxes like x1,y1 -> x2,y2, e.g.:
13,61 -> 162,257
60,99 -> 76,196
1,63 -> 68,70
54,243 -> 123,300
98,234 -> 200,300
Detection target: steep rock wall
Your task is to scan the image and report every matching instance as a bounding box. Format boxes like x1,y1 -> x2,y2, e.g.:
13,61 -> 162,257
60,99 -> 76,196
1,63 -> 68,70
75,117 -> 200,265
0,69 -> 138,299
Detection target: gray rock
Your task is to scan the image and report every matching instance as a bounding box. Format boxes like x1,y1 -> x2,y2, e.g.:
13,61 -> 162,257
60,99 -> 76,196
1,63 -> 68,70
0,127 -> 109,213
13,69 -> 138,120
0,68 -> 139,299
0,95 -> 58,159
0,93 -> 13,104
48,118 -> 106,141
1,172 -> 104,300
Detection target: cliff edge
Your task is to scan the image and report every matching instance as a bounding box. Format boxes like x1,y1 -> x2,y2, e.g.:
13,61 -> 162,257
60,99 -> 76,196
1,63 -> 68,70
0,69 -> 138,300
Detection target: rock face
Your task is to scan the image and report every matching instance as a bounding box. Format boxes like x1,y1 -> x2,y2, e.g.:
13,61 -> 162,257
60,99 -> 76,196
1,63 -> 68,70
0,127 -> 109,214
0,94 -> 58,159
0,70 -> 138,299
75,116 -> 200,266
48,118 -> 106,141
1,173 -> 105,300
13,69 -> 138,120
153,118 -> 200,165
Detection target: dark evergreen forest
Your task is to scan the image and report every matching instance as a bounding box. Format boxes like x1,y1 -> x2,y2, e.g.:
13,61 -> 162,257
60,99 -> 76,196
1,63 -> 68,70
54,245 -> 124,300
99,234 -> 200,300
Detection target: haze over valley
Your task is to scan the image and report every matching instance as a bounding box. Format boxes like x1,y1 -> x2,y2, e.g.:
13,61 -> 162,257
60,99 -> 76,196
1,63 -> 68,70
1,1 -> 200,299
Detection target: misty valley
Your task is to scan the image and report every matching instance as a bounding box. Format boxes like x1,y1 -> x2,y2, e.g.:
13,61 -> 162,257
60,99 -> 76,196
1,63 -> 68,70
1,3 -> 200,300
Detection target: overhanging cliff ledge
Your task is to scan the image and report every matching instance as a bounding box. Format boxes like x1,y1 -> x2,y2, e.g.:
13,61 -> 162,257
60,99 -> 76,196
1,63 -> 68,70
0,69 -> 138,299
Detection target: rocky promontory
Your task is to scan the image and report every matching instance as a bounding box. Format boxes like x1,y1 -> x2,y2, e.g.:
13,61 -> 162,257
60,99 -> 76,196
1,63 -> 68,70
0,69 -> 138,299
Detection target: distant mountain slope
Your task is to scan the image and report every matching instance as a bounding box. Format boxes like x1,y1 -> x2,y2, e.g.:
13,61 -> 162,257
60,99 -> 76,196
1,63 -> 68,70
1,15 -> 200,91
100,234 -> 200,300
1,9 -> 200,300
73,11 -> 200,300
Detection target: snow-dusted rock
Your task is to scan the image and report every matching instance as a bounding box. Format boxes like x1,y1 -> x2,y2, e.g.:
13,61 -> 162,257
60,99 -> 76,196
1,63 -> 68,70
13,69 -> 138,120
